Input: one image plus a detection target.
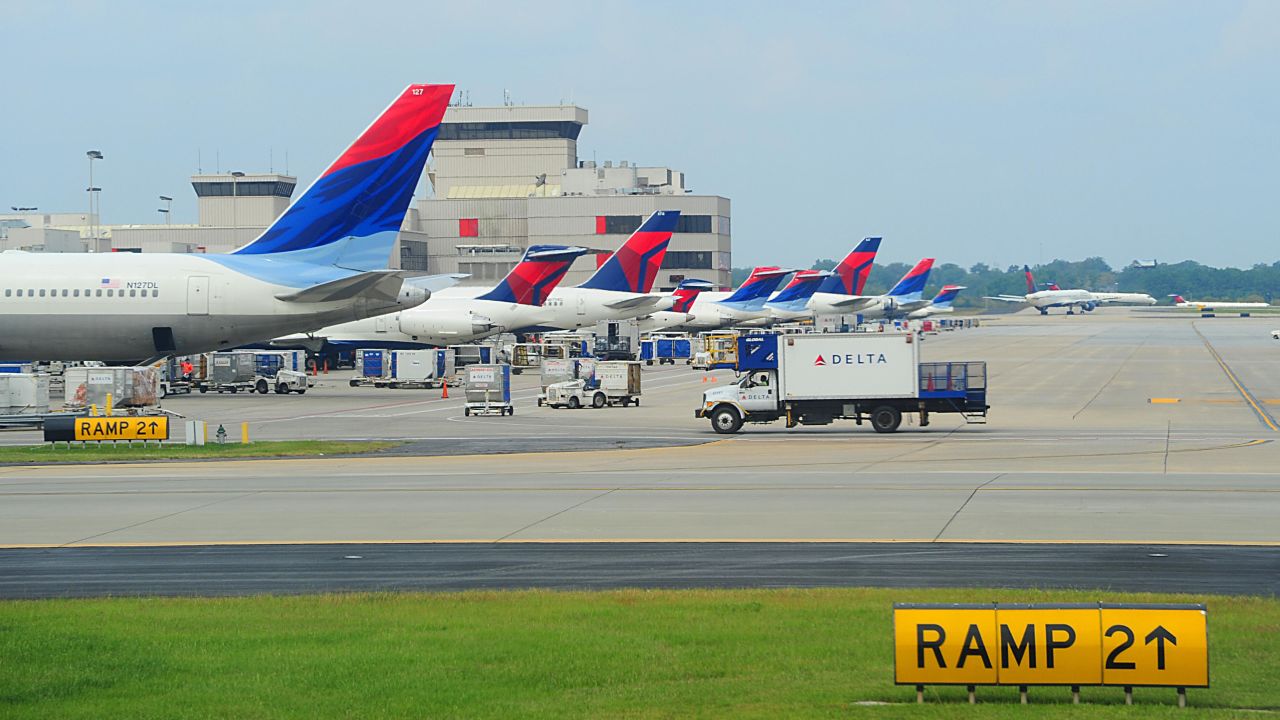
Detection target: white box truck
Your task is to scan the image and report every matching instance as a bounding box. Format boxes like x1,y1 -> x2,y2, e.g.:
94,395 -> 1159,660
695,333 -> 988,434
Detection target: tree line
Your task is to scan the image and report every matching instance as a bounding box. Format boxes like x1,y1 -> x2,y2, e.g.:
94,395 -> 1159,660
730,259 -> 1278,307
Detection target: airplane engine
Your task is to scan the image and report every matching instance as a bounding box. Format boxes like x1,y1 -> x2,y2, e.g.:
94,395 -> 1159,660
1082,301 -> 1097,312
398,310 -> 495,341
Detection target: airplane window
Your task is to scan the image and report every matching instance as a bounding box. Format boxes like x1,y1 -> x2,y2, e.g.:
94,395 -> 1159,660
106,289 -> 113,297
152,289 -> 158,297
62,290 -> 69,297
96,289 -> 102,297
129,289 -> 137,297
3,290 -> 9,297
73,289 -> 80,297
39,290 -> 46,297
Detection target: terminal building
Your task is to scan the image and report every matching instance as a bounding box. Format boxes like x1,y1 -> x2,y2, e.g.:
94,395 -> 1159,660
3,99 -> 732,290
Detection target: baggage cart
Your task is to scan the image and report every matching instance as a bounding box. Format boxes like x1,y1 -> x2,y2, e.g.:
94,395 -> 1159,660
463,364 -> 513,416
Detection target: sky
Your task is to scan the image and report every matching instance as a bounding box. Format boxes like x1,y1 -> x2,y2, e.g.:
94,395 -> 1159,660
2,1 -> 1278,270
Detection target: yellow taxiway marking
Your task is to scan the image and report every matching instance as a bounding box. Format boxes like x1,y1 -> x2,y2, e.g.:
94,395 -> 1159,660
1148,398 -> 1181,404
5,538 -> 1280,549
1196,326 -> 1280,432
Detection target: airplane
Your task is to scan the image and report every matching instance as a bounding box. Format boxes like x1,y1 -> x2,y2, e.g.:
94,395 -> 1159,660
512,210 -> 684,331
274,244 -> 589,350
985,266 -> 1154,314
0,83 -> 457,362
1170,294 -> 1271,310
809,257 -> 935,320
635,279 -> 716,333
985,266 -> 1095,314
906,285 -> 966,319
674,266 -> 796,330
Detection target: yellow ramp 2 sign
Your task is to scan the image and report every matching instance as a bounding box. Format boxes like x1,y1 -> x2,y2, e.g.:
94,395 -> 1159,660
1101,604 -> 1209,688
44,416 -> 170,442
894,603 -> 1207,689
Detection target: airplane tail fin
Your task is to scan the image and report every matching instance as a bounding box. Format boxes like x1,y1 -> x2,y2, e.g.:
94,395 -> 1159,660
768,270 -> 831,307
670,278 -> 715,313
476,245 -> 588,306
887,258 -> 934,301
1171,294 -> 1186,304
816,236 -> 881,295
577,210 -> 680,293
1023,265 -> 1036,294
231,84 -> 454,271
721,267 -> 794,307
930,284 -> 965,309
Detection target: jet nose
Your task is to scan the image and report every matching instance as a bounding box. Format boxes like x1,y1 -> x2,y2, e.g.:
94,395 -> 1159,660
400,284 -> 430,308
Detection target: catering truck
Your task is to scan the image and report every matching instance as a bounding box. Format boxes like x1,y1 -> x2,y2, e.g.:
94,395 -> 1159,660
695,333 -> 987,434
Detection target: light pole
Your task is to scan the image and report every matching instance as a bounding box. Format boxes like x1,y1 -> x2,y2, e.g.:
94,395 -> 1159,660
158,195 -> 173,225
86,150 -> 103,251
230,171 -> 245,238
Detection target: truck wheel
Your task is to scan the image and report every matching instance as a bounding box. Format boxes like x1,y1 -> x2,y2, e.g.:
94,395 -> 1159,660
276,383 -> 288,394
295,389 -> 306,395
870,405 -> 902,433
199,386 -> 208,394
568,396 -> 581,409
256,380 -> 269,395
592,392 -> 606,409
229,387 -> 237,394
711,406 -> 743,434
349,380 -> 359,387
464,407 -> 471,417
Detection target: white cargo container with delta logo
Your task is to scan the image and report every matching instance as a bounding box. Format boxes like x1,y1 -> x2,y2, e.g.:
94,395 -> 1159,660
782,334 -> 918,400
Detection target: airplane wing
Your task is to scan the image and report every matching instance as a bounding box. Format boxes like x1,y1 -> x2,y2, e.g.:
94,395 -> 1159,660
982,295 -> 1028,303
825,295 -> 877,310
404,273 -> 468,292
604,294 -> 662,310
277,271 -> 411,303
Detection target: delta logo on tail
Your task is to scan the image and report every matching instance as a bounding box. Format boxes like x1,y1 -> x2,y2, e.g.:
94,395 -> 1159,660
477,245 -> 588,305
578,210 -> 680,293
231,84 -> 453,272
671,278 -> 715,313
817,237 -> 882,296
932,284 -> 964,306
887,258 -> 935,300
1023,265 -> 1037,294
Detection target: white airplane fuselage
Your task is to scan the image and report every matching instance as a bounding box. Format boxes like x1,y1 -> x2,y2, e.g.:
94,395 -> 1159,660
0,251 -> 425,362
524,287 -> 673,331
808,292 -> 929,320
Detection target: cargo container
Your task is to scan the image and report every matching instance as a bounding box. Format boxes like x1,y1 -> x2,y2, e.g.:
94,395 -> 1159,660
463,364 -> 513,416
0,374 -> 50,414
350,349 -> 392,387
387,349 -> 454,388
640,336 -> 694,365
696,333 -> 988,434
64,366 -> 159,408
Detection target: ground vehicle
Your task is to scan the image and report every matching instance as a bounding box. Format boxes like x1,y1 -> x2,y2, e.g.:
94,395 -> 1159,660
545,360 -> 641,408
695,333 -> 987,434
202,351 -> 308,394
385,349 -> 453,389
537,357 -> 596,406
463,364 -> 513,416
640,335 -> 693,365
1272,329 -> 1279,340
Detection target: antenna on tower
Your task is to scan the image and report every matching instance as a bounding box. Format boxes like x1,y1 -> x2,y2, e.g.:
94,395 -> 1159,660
197,149 -> 202,174
269,147 -> 274,173
503,88 -> 512,107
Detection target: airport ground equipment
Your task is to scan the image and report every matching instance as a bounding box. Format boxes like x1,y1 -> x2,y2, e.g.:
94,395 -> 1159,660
537,357 -> 596,406
384,349 -> 454,389
696,333 -> 988,434
545,360 -> 641,409
700,332 -> 740,370
0,373 -> 50,414
463,364 -> 513,416
351,349 -> 392,387
594,319 -> 640,360
64,366 -> 160,408
452,345 -> 494,368
509,344 -> 544,375
640,335 -> 694,365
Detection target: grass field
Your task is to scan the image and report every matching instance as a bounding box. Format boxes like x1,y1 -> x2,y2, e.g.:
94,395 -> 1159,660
0,440 -> 402,463
2,587 -> 1276,718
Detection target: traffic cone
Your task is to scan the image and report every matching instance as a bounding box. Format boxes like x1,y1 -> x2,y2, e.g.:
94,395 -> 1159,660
701,376 -> 707,383
441,380 -> 449,399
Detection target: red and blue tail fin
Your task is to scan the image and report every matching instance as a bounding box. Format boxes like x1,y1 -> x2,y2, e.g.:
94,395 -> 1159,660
816,237 -> 881,296
1023,265 -> 1037,294
930,284 -> 964,309
670,278 -> 715,313
232,84 -> 453,271
577,210 -> 680,293
886,258 -> 934,301
1172,294 -> 1187,304
476,245 -> 588,306
720,266 -> 794,310
767,270 -> 831,311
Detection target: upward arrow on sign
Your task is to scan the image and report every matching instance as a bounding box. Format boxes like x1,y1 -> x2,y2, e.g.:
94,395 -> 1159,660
1145,626 -> 1177,670
148,421 -> 159,433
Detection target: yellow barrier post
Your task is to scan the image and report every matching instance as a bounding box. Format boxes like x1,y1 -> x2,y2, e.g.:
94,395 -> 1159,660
105,392 -> 113,416
241,422 -> 250,444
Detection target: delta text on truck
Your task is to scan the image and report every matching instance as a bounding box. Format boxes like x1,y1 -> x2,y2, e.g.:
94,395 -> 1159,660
694,333 -> 989,434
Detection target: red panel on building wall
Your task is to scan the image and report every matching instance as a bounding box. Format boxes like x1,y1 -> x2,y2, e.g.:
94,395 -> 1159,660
596,251 -> 613,269
459,218 -> 479,237
595,216 -> 607,234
